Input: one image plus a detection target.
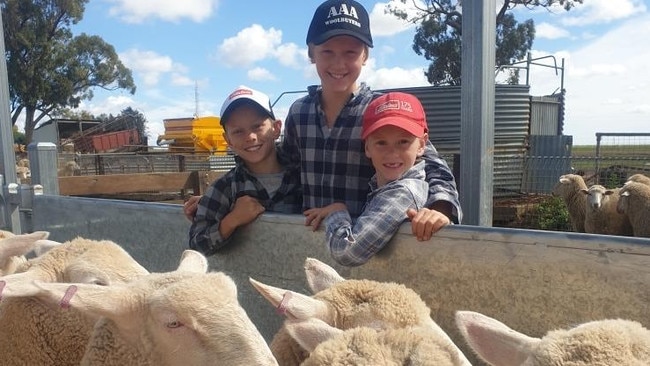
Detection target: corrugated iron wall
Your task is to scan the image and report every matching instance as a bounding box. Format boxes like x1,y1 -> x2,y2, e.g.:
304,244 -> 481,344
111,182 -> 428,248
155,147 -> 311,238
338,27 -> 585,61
380,85 -> 532,196
530,93 -> 564,136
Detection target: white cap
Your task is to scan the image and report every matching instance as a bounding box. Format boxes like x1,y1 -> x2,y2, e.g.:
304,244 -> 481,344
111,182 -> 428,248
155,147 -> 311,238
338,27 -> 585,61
220,85 -> 275,124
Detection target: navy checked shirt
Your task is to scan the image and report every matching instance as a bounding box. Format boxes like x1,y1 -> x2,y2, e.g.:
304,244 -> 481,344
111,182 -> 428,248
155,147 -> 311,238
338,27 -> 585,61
325,161 -> 429,266
188,151 -> 302,255
281,83 -> 462,222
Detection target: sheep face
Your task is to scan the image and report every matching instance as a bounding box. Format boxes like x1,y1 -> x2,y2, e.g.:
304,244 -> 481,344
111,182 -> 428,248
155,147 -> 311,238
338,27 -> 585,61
456,311 -> 650,366
287,318 -> 463,366
14,251 -> 278,366
0,231 -> 50,276
582,185 -> 615,210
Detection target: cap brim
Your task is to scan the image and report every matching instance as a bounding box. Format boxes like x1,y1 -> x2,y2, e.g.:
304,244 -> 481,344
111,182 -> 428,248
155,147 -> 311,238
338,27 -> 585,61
362,117 -> 426,140
310,29 -> 373,47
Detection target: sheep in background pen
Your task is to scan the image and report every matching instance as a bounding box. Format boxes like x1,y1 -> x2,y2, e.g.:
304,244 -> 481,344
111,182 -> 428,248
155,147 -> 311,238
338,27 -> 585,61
617,181 -> 650,237
0,237 -> 149,366
455,310 -> 650,365
626,173 -> 650,186
285,318 -> 465,366
551,174 -> 587,232
250,257 -> 471,366
581,184 -> 633,236
5,249 -> 278,366
58,160 -> 81,176
0,230 -> 51,275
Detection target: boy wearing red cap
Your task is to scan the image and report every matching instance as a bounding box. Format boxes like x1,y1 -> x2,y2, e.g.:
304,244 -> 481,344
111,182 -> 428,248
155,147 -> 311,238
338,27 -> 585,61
282,0 -> 462,240
188,86 -> 302,255
320,92 -> 439,266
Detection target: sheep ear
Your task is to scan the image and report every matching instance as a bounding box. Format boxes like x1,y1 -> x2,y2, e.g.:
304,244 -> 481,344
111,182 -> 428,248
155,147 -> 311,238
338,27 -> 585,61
249,277 -> 330,320
455,311 -> 539,366
33,239 -> 61,257
559,177 -> 569,184
304,257 -> 344,293
177,250 -> 208,273
0,231 -> 51,258
580,189 -> 589,195
620,190 -> 630,197
285,318 -> 343,353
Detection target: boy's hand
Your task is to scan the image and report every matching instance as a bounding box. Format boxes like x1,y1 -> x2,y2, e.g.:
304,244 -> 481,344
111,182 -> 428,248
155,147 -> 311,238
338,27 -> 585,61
304,203 -> 347,231
183,195 -> 201,222
406,207 -> 450,241
230,196 -> 266,225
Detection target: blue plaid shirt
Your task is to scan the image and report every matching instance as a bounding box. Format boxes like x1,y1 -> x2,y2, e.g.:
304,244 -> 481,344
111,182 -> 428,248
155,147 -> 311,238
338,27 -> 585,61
325,161 -> 429,266
188,151 -> 302,255
281,83 -> 462,221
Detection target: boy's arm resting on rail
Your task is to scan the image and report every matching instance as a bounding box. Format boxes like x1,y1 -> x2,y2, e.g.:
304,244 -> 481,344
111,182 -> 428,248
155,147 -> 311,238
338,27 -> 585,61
422,141 -> 463,224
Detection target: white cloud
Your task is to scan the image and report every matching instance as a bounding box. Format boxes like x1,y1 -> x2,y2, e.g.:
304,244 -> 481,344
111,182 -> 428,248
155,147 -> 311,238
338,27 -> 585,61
247,67 -> 276,81
360,58 -> 429,89
535,22 -> 570,39
106,0 -> 219,23
119,49 -> 189,87
217,25 -> 283,67
274,43 -> 306,69
370,0 -> 421,37
561,0 -> 646,26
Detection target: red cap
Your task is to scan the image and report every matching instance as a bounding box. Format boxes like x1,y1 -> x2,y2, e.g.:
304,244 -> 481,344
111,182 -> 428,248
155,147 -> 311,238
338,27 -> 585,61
362,92 -> 428,140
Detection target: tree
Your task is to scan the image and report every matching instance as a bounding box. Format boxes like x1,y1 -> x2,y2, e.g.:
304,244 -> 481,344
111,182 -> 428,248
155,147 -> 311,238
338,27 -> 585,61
387,0 -> 582,86
2,0 -> 136,143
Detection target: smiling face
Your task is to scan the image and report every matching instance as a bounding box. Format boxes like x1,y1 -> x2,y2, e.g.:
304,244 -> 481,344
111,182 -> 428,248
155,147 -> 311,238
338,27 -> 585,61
310,35 -> 368,95
364,125 -> 426,187
223,104 -> 282,174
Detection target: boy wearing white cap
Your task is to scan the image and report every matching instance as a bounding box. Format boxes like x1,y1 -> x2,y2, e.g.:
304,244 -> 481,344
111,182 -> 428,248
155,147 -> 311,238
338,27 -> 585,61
321,92 -> 443,266
282,0 -> 462,240
188,86 -> 302,255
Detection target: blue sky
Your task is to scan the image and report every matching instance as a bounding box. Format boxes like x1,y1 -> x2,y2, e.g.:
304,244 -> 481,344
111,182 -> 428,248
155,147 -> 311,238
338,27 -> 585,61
51,0 -> 650,146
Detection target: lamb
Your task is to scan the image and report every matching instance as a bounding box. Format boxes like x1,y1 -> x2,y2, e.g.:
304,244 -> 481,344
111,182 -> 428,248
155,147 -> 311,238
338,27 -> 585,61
6,249 -> 278,366
551,174 -> 587,232
617,181 -> 650,237
581,184 -> 633,236
250,257 -> 471,366
455,310 -> 650,365
285,318 -> 465,366
0,237 -> 149,366
626,173 -> 650,186
0,230 -> 50,275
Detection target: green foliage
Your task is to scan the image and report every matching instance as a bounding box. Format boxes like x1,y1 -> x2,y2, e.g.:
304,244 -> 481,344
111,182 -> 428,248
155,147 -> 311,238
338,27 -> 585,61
12,125 -> 26,145
386,0 -> 582,86
533,196 -> 570,231
2,0 -> 136,143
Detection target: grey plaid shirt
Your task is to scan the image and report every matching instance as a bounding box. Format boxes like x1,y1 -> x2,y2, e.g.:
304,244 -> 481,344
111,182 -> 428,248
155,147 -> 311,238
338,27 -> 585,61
325,161 -> 428,266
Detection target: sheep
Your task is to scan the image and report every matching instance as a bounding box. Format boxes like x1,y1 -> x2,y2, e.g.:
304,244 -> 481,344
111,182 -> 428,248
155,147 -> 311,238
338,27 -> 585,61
285,318 -> 465,366
58,160 -> 81,176
15,165 -> 30,183
551,174 -> 587,232
6,249 -> 279,366
0,237 -> 149,366
0,230 -> 51,275
580,184 -> 633,236
626,173 -> 650,186
455,310 -> 650,365
250,257 -> 471,366
617,181 -> 650,237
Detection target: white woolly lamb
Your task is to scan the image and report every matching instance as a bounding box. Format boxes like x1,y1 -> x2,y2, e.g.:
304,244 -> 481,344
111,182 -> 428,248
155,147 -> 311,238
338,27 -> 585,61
626,173 -> 650,186
455,310 -> 650,365
0,237 -> 149,366
617,181 -> 650,237
0,230 -> 50,275
250,257 -> 470,366
551,174 -> 587,232
581,184 -> 633,236
9,249 -> 278,366
286,318 -> 465,366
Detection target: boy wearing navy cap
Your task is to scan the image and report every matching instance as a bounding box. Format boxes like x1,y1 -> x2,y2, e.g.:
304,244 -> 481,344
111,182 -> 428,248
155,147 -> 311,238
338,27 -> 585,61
188,86 -> 302,255
282,0 -> 462,241
322,92 -> 444,266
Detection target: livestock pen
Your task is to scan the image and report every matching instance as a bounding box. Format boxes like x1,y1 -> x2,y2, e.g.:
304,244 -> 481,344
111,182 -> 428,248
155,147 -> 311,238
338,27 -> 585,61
22,194 -> 650,366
